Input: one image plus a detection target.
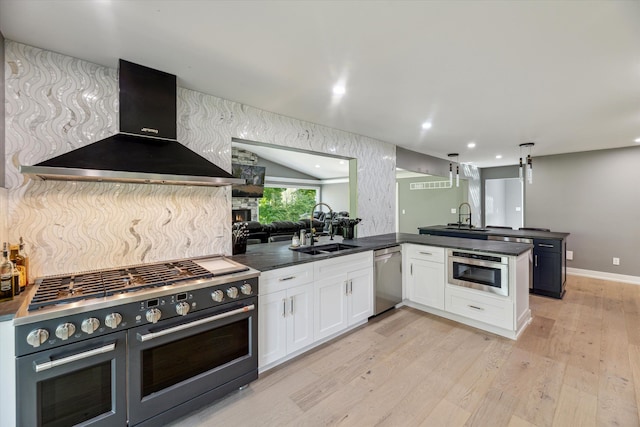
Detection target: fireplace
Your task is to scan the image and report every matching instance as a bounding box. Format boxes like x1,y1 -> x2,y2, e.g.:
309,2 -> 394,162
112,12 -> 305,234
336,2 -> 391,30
232,209 -> 252,223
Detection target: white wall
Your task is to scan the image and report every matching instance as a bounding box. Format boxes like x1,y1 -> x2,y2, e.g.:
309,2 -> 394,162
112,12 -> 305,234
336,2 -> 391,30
4,41 -> 396,278
321,182 -> 349,213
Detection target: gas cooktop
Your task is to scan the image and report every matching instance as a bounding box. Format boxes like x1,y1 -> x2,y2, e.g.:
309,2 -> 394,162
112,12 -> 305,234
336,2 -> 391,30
25,256 -> 252,313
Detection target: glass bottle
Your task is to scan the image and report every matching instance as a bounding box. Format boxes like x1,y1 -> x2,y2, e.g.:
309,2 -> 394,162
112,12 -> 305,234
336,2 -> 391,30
0,243 -> 14,302
16,238 -> 28,289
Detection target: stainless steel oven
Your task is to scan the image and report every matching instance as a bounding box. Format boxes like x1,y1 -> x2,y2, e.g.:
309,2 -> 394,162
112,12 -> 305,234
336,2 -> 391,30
128,296 -> 258,426
16,331 -> 127,427
447,249 -> 509,296
14,256 -> 258,427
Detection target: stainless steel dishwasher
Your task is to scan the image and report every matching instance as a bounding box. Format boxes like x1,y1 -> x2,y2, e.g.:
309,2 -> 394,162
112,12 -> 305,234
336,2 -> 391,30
374,246 -> 402,315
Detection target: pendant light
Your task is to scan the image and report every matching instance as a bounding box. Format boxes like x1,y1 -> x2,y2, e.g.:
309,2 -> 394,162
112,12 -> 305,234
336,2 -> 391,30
518,143 -> 534,184
447,153 -> 460,187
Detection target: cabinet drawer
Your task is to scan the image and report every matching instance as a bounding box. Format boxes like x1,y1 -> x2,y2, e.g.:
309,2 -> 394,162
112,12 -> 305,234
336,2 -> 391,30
404,244 -> 445,263
445,287 -> 513,329
533,239 -> 561,252
260,264 -> 314,294
314,251 -> 373,278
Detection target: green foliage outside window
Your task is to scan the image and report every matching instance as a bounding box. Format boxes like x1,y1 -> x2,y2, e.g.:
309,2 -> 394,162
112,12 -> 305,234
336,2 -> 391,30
258,187 -> 317,223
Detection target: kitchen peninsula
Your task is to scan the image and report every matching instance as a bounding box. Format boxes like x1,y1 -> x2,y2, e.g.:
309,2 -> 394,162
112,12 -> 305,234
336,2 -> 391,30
231,233 -> 532,371
419,225 -> 569,299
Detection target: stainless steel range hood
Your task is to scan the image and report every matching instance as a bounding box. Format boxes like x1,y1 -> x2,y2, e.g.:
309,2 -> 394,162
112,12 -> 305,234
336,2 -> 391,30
20,60 -> 245,187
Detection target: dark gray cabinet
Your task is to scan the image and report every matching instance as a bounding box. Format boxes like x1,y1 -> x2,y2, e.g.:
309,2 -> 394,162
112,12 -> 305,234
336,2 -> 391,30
531,238 -> 566,298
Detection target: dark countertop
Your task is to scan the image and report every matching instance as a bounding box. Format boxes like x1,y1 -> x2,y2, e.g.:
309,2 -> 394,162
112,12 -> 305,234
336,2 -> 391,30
418,225 -> 570,240
230,232 -> 533,272
1,233 -> 533,321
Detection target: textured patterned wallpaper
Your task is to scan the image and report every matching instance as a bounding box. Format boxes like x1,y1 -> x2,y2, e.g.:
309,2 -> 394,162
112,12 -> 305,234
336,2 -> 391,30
4,41 -> 396,279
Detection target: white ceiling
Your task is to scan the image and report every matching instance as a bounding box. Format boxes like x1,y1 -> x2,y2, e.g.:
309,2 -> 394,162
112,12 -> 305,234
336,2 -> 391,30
1,1 -> 639,168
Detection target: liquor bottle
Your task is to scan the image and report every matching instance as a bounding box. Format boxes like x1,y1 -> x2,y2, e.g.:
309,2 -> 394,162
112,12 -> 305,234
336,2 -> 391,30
16,237 -> 28,289
0,243 -> 14,302
11,261 -> 20,296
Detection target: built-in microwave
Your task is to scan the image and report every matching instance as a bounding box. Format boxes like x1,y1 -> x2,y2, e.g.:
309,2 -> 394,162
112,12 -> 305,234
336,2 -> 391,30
447,249 -> 509,296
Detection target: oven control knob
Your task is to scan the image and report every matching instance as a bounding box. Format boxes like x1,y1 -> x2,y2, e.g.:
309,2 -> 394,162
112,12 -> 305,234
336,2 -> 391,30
105,313 -> 123,329
240,283 -> 252,295
81,317 -> 100,334
227,287 -> 239,299
146,308 -> 162,324
211,290 -> 224,302
176,301 -> 190,316
26,329 -> 49,348
55,323 -> 76,340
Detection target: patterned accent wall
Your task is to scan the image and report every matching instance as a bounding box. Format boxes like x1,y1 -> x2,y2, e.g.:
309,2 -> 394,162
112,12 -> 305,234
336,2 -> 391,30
4,41 -> 396,278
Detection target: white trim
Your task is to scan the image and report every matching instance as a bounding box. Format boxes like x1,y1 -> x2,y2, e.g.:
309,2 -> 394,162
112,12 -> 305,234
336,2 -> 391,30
567,268 -> 640,285
320,177 -> 349,185
265,176 -> 321,185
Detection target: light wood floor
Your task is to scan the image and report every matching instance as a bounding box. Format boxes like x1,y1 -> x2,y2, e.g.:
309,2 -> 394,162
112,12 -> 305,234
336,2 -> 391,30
168,275 -> 640,427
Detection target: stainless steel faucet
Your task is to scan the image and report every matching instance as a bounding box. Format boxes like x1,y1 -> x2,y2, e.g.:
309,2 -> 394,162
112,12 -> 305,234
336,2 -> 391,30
458,202 -> 472,227
308,202 -> 334,245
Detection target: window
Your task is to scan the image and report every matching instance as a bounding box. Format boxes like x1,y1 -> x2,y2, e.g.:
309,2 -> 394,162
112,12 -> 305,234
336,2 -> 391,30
258,187 -> 318,223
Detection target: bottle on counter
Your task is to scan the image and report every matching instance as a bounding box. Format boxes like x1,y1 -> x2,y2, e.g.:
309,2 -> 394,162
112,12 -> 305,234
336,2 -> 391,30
16,237 -> 28,290
11,260 -> 21,296
0,243 -> 14,302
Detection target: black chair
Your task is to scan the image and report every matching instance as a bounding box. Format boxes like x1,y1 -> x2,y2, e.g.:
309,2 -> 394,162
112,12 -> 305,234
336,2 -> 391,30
487,225 -> 513,229
519,227 -> 550,232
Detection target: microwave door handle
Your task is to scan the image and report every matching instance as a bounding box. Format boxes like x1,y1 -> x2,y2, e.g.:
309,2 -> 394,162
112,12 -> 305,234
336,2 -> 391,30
137,304 -> 255,342
34,343 -> 116,373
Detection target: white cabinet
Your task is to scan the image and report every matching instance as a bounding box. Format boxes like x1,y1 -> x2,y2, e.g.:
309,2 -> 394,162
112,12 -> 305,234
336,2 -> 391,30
404,245 -> 445,310
259,264 -> 314,367
314,252 -> 373,341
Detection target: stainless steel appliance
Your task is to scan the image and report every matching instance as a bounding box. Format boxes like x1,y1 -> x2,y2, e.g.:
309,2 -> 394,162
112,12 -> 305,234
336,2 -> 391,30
374,246 -> 402,315
447,249 -> 509,296
15,256 -> 258,427
487,235 -> 533,289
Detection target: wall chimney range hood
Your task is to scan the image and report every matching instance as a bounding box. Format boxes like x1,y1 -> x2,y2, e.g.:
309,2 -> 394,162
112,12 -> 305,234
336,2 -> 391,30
20,60 -> 245,187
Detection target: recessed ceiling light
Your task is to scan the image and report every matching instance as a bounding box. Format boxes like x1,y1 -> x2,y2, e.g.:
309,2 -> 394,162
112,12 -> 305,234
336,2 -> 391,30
635,137 -> 640,143
467,142 -> 476,148
495,154 -> 502,159
421,122 -> 432,130
339,160 -> 345,165
315,164 -> 321,168
332,85 -> 346,95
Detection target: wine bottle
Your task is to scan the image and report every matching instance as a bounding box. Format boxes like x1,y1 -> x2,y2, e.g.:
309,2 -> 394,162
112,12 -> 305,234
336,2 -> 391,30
16,238 -> 28,289
0,243 -> 14,302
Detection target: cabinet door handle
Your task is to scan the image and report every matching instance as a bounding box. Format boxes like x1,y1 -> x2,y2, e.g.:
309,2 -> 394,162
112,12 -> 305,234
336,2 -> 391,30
349,279 -> 353,295
468,305 -> 484,311
535,255 -> 538,267
410,264 -> 413,275
282,298 -> 287,317
289,296 -> 294,315
538,244 -> 554,248
279,275 -> 296,281
419,251 -> 433,256
345,281 -> 349,296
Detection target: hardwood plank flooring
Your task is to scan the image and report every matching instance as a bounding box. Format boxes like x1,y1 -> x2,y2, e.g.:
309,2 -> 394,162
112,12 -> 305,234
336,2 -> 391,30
168,276 -> 640,427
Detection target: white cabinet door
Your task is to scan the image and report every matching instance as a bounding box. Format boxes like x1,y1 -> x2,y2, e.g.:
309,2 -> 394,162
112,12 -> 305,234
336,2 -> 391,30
348,267 -> 373,324
287,283 -> 314,354
314,275 -> 349,340
259,290 -> 288,367
408,258 -> 445,310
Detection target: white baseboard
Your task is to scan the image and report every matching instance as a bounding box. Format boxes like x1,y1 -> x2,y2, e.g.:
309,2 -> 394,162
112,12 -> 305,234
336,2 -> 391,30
567,268 -> 640,285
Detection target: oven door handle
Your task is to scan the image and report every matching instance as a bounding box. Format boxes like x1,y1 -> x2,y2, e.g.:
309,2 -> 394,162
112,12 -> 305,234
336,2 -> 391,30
33,343 -> 116,373
137,304 -> 255,342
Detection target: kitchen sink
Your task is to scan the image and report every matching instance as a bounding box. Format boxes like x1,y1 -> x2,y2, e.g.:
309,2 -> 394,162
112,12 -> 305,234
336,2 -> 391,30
445,227 -> 488,232
292,243 -> 359,255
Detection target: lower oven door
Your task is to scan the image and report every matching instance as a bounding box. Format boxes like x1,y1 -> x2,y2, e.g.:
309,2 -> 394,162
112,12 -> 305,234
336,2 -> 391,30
127,298 -> 258,426
16,331 -> 127,427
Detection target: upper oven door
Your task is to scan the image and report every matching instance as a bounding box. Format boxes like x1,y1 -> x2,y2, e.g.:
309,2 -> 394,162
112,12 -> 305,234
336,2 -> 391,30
127,298 -> 258,426
448,255 -> 509,296
16,331 -> 127,427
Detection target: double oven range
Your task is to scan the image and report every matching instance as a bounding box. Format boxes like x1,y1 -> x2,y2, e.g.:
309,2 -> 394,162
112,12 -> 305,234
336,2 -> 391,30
14,256 -> 259,427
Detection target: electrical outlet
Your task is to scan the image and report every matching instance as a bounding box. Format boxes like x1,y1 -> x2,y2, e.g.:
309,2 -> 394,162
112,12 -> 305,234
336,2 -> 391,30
566,250 -> 573,261
451,208 -> 456,214
613,257 -> 620,266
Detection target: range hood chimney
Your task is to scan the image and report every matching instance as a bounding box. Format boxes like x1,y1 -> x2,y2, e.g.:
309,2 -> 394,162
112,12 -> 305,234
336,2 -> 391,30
20,60 -> 245,187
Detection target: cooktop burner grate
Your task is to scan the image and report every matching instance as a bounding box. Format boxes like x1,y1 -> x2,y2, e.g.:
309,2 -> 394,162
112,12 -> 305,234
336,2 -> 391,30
29,260 -> 216,311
